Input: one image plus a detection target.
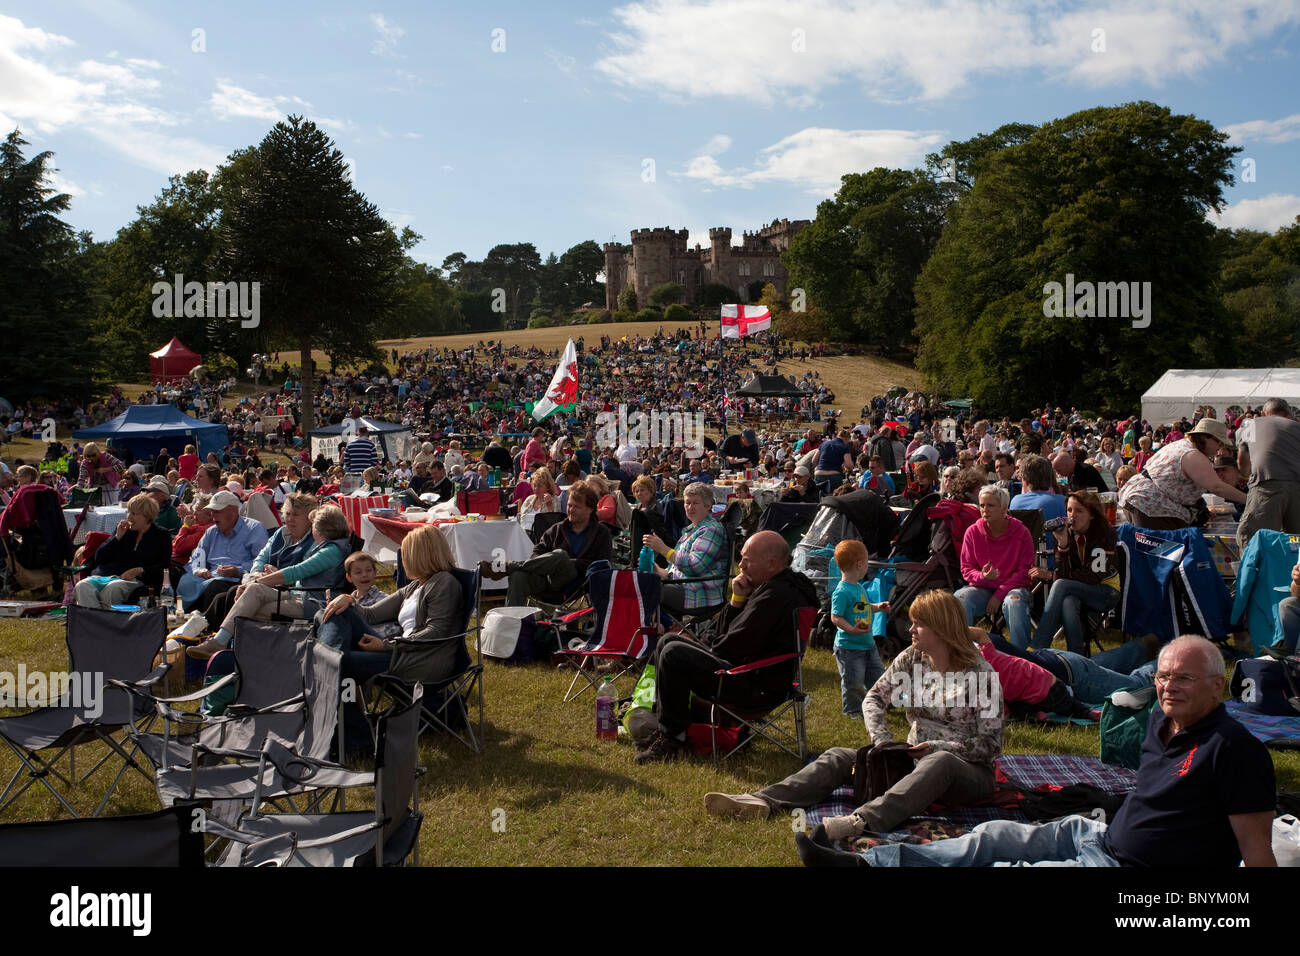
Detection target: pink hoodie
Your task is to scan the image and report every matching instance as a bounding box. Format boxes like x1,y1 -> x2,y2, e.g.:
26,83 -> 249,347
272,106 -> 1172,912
960,516 -> 1034,601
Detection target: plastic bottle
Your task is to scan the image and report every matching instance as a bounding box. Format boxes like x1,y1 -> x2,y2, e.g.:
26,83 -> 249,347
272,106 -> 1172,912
638,545 -> 655,573
492,466 -> 502,487
596,678 -> 618,740
159,569 -> 175,611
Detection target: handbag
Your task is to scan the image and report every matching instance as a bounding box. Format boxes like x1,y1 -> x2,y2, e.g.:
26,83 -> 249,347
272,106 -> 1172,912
851,741 -> 915,805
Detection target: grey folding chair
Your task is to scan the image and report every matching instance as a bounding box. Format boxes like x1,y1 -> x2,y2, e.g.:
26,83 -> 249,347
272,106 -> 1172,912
121,619 -> 345,812
0,604 -> 167,818
0,805 -> 205,866
207,686 -> 425,867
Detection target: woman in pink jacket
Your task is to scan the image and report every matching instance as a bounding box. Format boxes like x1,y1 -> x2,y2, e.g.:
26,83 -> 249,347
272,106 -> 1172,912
954,484 -> 1036,649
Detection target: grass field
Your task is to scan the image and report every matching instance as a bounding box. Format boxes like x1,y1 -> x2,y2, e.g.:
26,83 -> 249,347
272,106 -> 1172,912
1,610 -> 1294,866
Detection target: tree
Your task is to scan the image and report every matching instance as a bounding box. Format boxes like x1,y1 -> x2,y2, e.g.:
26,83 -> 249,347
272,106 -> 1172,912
218,115 -> 406,435
648,281 -> 684,308
536,251 -> 567,311
914,102 -> 1239,414
663,303 -> 691,323
784,167 -> 950,349
559,240 -> 605,306
698,283 -> 733,308
617,286 -> 638,312
482,242 -> 540,326
1216,221 -> 1300,366
0,129 -> 102,402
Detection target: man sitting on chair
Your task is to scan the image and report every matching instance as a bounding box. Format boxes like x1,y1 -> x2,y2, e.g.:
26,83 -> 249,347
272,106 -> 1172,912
480,480 -> 612,606
634,531 -> 818,764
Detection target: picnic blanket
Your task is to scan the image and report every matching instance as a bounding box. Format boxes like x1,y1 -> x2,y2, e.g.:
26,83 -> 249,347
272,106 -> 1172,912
805,753 -> 1138,838
1226,700 -> 1300,749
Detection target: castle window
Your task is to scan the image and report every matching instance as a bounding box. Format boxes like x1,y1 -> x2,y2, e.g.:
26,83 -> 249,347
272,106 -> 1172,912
678,271 -> 685,285
763,261 -> 775,277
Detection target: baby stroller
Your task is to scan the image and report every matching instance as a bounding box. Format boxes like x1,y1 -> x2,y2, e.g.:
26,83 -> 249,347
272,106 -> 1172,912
0,485 -> 74,597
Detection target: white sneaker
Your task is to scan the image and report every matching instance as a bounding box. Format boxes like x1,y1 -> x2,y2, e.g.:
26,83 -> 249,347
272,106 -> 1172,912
704,793 -> 770,821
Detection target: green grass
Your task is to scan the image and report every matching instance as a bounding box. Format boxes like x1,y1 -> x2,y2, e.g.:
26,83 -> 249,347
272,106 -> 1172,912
1,615 -> 1296,866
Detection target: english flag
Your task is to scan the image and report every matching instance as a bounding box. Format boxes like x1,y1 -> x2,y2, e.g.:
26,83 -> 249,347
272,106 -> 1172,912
531,338 -> 580,421
720,304 -> 771,339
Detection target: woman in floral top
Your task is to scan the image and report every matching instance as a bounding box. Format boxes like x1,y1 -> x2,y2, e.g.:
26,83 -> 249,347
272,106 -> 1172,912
703,589 -> 1003,843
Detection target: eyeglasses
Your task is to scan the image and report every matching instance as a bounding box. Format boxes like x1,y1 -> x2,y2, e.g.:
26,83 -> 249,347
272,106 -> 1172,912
1154,672 -> 1208,688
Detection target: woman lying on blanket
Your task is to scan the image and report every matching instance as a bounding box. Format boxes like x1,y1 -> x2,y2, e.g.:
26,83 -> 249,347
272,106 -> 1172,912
704,589 -> 1003,842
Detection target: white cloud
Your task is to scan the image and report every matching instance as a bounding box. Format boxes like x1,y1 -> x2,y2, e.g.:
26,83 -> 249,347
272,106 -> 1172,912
546,49 -> 578,78
47,170 -> 83,196
403,131 -> 422,140
209,81 -> 356,131
0,14 -> 223,175
1223,113 -> 1300,145
595,0 -> 1300,105
680,127 -> 944,194
371,13 -> 404,57
1210,193 -> 1300,232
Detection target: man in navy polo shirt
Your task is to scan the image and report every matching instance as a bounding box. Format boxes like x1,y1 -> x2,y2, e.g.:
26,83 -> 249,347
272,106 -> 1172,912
796,634 -> 1277,867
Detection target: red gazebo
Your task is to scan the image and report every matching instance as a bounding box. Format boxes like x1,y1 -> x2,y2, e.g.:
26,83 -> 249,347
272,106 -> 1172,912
149,337 -> 201,384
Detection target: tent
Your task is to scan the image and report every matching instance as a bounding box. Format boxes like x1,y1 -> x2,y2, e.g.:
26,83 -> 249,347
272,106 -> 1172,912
149,337 -> 202,384
734,374 -> 806,398
310,417 -> 416,466
74,405 -> 229,463
1141,369 -> 1300,425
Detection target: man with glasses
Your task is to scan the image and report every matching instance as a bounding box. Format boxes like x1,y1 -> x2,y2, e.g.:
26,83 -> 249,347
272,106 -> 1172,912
797,634 -> 1277,867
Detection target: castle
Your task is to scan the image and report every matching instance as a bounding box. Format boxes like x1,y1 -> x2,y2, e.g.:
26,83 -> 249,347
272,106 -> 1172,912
603,218 -> 810,311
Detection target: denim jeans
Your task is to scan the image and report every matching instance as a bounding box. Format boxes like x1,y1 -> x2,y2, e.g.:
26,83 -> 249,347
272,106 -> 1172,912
1281,596 -> 1300,653
955,586 -> 1032,649
1091,639 -> 1154,674
1044,651 -> 1155,705
815,473 -> 844,496
834,646 -> 885,717
862,814 -> 1118,867
314,606 -> 369,651
1029,578 -> 1120,653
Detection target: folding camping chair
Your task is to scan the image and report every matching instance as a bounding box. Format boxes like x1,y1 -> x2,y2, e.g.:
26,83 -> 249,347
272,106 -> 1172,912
205,687 -> 425,867
696,606 -> 817,767
366,567 -> 486,753
0,605 -> 168,818
528,509 -> 567,545
552,568 -> 660,702
0,804 -> 205,866
123,619 -> 345,813
457,488 -> 502,517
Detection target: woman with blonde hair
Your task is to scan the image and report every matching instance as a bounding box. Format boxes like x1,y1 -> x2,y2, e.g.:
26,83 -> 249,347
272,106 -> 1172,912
519,467 -> 561,529
77,441 -> 125,502
318,523 -> 465,683
705,589 -> 1002,849
74,493 -> 171,608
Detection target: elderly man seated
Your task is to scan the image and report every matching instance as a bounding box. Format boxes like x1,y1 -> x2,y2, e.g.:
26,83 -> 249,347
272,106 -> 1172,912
634,531 -> 818,764
479,480 -> 612,606
176,489 -> 270,614
797,635 -> 1277,867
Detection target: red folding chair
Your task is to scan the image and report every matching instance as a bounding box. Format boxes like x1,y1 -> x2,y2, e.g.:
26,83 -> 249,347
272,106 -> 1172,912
551,569 -> 659,702
697,606 -> 817,767
456,489 -> 501,517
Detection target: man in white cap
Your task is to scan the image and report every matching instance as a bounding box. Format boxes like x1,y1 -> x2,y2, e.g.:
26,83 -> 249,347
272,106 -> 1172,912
176,489 -> 269,614
144,477 -> 181,534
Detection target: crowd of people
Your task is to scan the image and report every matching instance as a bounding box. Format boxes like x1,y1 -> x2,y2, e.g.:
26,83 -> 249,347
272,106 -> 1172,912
2,336 -> 1298,869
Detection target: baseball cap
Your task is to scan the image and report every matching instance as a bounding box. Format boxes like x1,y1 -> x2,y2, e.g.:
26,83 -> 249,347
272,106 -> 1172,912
794,465 -> 811,477
145,477 -> 171,495
204,490 -> 242,511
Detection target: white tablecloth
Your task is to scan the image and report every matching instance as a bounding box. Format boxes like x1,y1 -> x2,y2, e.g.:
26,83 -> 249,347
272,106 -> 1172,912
63,506 -> 128,545
361,516 -> 533,591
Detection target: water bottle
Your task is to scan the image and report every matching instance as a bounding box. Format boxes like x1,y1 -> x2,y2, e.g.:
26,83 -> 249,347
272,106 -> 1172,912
160,569 -> 175,609
596,678 -> 618,740
638,545 -> 654,573
492,466 -> 502,487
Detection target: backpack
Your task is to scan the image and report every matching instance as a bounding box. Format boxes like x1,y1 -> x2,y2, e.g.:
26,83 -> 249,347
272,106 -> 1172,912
1230,656 -> 1300,717
1099,686 -> 1158,769
481,606 -> 560,663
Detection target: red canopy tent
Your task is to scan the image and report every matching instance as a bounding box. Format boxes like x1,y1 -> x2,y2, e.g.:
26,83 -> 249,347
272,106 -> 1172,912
149,337 -> 201,384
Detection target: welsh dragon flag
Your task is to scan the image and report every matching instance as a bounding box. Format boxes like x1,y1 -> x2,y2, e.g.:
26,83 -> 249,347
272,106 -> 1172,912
530,338 -> 580,421
720,304 -> 771,339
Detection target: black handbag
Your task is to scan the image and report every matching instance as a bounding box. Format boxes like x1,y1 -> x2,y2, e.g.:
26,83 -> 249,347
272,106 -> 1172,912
851,741 -> 915,805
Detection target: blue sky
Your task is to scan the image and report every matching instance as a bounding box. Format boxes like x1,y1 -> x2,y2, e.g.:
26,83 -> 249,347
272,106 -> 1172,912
3,0 -> 1299,270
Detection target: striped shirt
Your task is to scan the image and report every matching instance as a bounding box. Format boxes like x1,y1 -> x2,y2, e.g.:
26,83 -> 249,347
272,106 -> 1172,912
342,438 -> 379,473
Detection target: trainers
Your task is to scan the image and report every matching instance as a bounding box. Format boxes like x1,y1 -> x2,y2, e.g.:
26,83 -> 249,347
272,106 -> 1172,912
185,636 -> 228,660
822,812 -> 867,842
633,730 -> 685,765
704,792 -> 770,821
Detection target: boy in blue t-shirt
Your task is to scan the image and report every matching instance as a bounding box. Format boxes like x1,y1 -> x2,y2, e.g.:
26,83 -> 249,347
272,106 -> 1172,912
830,539 -> 890,718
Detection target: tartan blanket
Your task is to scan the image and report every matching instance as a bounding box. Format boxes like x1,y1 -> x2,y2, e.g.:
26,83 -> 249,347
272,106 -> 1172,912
804,753 -> 1138,836
1226,701 -> 1300,749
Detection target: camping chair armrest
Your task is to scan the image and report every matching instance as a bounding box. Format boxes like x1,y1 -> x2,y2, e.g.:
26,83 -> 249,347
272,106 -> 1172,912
263,747 -> 377,789
715,652 -> 798,677
104,661 -> 172,694
226,692 -> 306,718
387,624 -> 479,647
149,671 -> 240,706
